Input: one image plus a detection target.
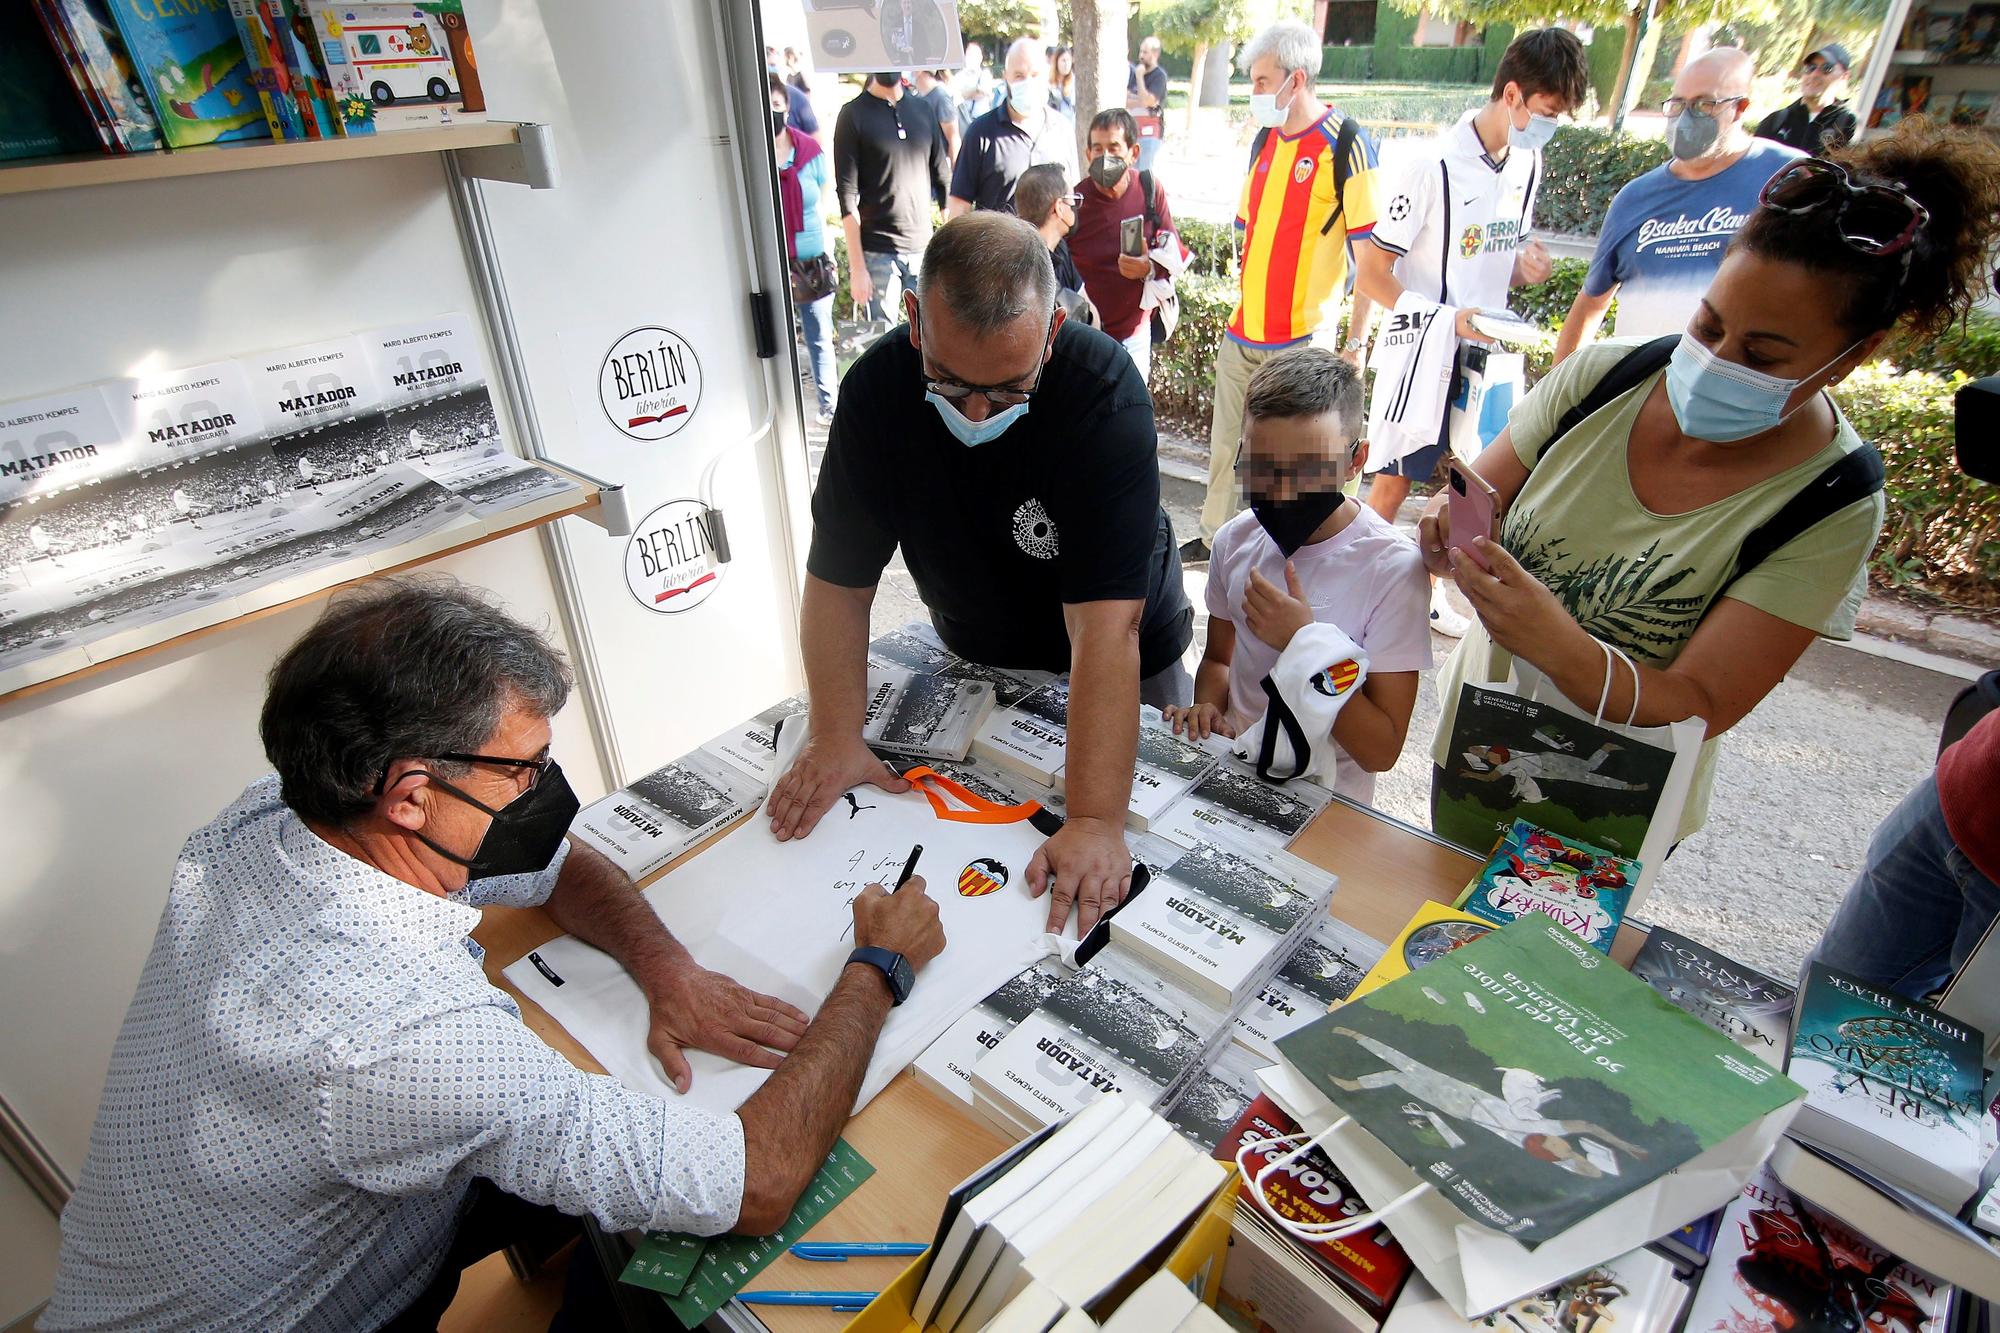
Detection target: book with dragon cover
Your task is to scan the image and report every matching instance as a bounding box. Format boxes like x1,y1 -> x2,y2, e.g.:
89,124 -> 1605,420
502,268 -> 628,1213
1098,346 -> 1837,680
1630,927 -> 1794,1069
104,0 -> 268,147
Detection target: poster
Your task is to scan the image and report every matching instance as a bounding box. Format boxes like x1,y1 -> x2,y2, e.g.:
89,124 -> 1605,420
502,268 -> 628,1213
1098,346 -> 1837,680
804,0 -> 964,74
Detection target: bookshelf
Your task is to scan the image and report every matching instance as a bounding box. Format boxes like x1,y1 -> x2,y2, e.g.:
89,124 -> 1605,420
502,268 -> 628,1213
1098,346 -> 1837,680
1860,0 -> 2000,136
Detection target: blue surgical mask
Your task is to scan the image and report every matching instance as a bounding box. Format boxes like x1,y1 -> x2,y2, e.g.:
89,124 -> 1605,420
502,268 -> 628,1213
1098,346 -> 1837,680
1665,333 -> 1856,442
1510,110 -> 1559,151
1668,106 -> 1719,160
1008,77 -> 1048,115
926,390 -> 1030,446
1249,76 -> 1294,128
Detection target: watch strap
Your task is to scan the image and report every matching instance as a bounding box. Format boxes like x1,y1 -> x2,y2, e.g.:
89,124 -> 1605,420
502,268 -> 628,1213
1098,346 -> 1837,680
847,946 -> 909,1005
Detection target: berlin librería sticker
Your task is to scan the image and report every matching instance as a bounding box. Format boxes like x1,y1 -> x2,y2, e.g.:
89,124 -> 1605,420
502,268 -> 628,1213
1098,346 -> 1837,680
624,498 -> 723,614
598,327 -> 702,441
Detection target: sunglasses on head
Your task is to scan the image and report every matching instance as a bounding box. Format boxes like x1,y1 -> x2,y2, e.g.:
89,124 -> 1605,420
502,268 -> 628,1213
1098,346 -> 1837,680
1758,157 -> 1929,257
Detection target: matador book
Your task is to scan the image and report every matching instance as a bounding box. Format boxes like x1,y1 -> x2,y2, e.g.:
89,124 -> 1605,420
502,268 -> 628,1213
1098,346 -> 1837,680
1276,920 -> 1805,1246
1786,963 -> 1986,1210
1630,927 -> 1795,1069
1234,915 -> 1385,1059
1683,1164 -> 1953,1333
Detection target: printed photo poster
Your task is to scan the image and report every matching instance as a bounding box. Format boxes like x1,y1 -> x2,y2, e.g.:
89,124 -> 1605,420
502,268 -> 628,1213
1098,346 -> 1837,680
803,0 -> 964,73
242,333 -> 385,436
1435,685 -> 1674,862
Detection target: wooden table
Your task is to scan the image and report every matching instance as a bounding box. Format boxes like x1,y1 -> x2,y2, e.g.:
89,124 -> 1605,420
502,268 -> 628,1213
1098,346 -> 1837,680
473,795 -> 1641,1331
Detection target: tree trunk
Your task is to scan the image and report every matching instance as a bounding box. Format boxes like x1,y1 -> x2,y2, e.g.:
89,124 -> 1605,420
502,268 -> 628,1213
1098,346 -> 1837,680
1071,0 -> 1129,166
1605,11 -> 1641,126
1187,41 -> 1209,136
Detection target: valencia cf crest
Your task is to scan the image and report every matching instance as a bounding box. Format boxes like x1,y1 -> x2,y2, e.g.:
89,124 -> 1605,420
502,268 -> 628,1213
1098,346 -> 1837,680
1293,156 -> 1315,184
959,858 -> 1008,898
1311,659 -> 1361,698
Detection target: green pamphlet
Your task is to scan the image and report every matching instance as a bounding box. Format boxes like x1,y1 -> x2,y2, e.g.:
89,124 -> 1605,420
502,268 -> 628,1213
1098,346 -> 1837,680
1276,919 -> 1803,1246
618,1137 -> 876,1326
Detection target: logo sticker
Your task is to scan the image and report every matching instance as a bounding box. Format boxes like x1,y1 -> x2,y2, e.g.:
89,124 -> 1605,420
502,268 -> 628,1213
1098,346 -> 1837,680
1311,659 -> 1362,697
624,498 -> 724,614
1012,498 -> 1059,559
1460,224 -> 1484,259
1293,156 -> 1315,184
598,326 -> 702,441
1386,194 -> 1411,222
959,858 -> 1009,897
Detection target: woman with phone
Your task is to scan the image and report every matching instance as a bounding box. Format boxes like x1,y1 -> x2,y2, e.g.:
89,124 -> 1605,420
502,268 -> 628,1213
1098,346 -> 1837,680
1416,120 -> 2000,846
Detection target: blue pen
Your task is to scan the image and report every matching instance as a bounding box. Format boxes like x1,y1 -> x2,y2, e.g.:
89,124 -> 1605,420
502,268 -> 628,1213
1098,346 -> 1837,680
790,1241 -> 928,1261
737,1290 -> 878,1311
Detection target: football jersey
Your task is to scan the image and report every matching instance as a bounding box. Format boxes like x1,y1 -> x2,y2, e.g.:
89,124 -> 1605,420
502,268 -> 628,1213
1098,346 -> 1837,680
1229,109 -> 1382,348
1369,111 -> 1541,316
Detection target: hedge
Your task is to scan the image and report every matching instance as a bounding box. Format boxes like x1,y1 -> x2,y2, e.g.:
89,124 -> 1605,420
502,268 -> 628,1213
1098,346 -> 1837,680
1321,47 -> 1374,82
1532,126 -> 1670,237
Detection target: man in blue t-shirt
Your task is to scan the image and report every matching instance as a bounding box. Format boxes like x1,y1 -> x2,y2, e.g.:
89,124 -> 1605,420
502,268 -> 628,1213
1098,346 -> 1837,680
1552,48 -> 1803,365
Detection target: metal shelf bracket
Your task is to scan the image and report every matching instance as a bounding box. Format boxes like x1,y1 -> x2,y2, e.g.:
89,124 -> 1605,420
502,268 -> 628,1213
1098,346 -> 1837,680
454,122 -> 559,190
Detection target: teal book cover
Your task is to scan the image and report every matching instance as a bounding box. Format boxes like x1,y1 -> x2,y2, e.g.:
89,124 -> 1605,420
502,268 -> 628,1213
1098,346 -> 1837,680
1457,820 -> 1636,955
106,0 -> 268,147
0,9 -> 102,161
1277,919 -> 1803,1246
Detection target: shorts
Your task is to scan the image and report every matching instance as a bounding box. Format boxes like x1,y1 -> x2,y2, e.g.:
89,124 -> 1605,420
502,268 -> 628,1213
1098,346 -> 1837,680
1376,355 -> 1464,481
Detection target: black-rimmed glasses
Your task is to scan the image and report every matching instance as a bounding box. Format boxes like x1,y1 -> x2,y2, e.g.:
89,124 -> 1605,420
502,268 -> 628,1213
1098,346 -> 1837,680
1758,157 -> 1930,256
434,747 -> 556,790
1661,94 -> 1747,117
922,307 -> 1058,408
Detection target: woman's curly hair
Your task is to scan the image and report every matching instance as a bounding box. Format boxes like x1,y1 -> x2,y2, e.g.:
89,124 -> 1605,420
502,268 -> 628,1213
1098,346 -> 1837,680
1731,116 -> 2000,342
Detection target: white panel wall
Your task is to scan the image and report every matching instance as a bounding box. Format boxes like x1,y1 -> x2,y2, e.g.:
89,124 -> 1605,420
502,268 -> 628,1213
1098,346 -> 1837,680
0,0 -> 815,1310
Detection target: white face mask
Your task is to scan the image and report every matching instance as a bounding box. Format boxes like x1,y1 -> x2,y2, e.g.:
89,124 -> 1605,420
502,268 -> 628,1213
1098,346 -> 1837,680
1664,333 -> 1859,442
1249,74 -> 1296,128
1510,108 -> 1559,151
1008,77 -> 1048,115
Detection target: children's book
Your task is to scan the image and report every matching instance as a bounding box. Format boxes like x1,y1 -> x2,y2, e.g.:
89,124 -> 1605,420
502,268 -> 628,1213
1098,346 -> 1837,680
1684,1165 -> 1953,1333
0,8 -> 101,160
1901,4 -> 1930,50
105,0 -> 268,147
1955,4 -> 2000,59
1348,901 -> 1493,1002
1786,962 -> 1986,1210
50,0 -> 164,151
1925,14 -> 1960,56
1151,756 -> 1334,854
277,0 -> 363,135
1952,89 -> 1995,126
227,0 -> 299,140
1453,819 -> 1635,955
299,2 -> 477,130
1234,915 -> 1385,1059
1629,926 -> 1795,1068
1385,1252 -> 1685,1333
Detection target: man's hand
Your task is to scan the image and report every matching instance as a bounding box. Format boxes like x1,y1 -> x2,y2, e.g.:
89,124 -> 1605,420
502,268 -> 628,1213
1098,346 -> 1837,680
848,260 -> 874,308
766,733 -> 910,841
851,874 -> 947,971
1243,562 -> 1314,651
1027,816 -> 1133,936
1454,308 -> 1497,345
1163,701 -> 1235,741
1337,343 -> 1366,375
1116,252 -> 1151,281
1513,239 -> 1552,288
645,964 -> 812,1094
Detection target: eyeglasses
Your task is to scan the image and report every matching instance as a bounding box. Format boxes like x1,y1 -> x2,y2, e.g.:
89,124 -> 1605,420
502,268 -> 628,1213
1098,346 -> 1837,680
1062,192 -> 1083,209
1661,95 -> 1746,118
922,307 -> 1058,407
1758,157 -> 1930,256
1801,58 -> 1833,73
434,747 -> 556,791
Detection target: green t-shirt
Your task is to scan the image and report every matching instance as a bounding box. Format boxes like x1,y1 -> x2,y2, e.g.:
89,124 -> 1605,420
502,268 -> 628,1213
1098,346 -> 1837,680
1432,340 -> 1883,840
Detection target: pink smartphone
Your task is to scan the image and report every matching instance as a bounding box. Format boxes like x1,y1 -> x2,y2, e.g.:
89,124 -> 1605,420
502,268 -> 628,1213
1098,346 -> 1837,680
1446,462 -> 1499,572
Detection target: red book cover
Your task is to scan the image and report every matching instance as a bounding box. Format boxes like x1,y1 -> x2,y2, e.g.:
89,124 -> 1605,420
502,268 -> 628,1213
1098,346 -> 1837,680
1216,1093 -> 1413,1315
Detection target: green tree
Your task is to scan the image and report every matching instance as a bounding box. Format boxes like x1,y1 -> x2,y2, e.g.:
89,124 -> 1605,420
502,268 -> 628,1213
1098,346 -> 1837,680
1150,0 -> 1311,134
956,0 -> 1044,49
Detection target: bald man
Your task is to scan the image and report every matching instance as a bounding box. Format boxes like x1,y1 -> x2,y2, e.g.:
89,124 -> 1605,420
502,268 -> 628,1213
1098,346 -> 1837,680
949,37 -> 1079,217
1553,48 -> 1805,364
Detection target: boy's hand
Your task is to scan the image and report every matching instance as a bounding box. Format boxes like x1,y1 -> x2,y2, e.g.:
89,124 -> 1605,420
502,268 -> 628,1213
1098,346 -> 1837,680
1164,702 -> 1235,741
1244,562 -> 1314,651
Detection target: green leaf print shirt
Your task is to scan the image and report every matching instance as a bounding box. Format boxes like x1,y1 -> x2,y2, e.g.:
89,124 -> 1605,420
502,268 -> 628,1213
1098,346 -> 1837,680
1431,340 -> 1884,840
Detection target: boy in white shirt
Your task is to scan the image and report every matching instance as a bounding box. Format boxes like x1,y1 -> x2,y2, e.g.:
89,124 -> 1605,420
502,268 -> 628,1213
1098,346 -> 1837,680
1164,348 -> 1430,806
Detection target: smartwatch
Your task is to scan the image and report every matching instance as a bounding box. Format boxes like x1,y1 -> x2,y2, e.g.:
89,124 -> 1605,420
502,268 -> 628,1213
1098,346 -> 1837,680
847,946 -> 915,1006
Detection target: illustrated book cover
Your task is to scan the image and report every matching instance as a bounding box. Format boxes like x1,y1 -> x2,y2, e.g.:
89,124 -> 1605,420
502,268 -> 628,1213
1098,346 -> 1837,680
1453,819 -> 1635,955
1629,926 -> 1795,1068
104,0 -> 268,147
1349,901 -> 1494,1002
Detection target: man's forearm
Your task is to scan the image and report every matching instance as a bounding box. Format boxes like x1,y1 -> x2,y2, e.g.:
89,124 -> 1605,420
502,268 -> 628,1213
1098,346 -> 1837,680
734,965 -> 891,1231
1346,292 -> 1376,348
1552,289 -> 1614,366
545,840 -> 691,992
1063,620 -> 1140,824
1353,244 -> 1406,312
946,196 -> 973,219
801,574 -> 875,740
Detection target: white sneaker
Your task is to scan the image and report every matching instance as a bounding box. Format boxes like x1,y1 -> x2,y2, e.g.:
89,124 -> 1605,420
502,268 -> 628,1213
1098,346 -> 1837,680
1429,581 -> 1472,639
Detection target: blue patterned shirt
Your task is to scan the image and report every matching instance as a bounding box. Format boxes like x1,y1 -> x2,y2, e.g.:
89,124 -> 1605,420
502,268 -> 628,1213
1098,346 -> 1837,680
44,776 -> 744,1331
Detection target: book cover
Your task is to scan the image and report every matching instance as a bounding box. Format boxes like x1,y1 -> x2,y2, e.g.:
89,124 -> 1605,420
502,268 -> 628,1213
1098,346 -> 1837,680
867,621 -> 954,675
1278,920 -> 1805,1245
912,954 -> 1071,1107
860,666 -> 993,762
1925,14 -> 1959,56
1952,89 -> 1994,126
1629,927 -> 1795,1068
1900,4 -> 1929,50
971,947 -> 1225,1132
1787,963 -> 1985,1208
226,0 -> 298,139
33,1 -> 120,153
1685,1165 -> 1951,1333
1221,1092 -> 1414,1314
936,657 -> 1053,708
1235,915 -> 1386,1059
1,7 -> 104,160
1108,840 -> 1335,1008
1151,758 -> 1334,854
1455,820 -> 1635,955
51,0 -> 165,151
301,2 -> 476,130
279,0 -> 364,134
1386,1251 -> 1684,1333
700,695 -> 808,786
971,677 -> 1070,784
1165,1042 -> 1263,1154
103,0 -> 268,147
1955,5 -> 2000,60
571,750 -> 759,883
1116,708 -> 1221,830
1652,1209 -> 1721,1270
1349,901 -> 1494,1002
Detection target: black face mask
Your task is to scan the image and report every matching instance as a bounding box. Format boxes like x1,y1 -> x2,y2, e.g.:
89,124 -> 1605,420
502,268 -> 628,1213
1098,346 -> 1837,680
1088,153 -> 1127,191
772,108 -> 788,135
1251,490 -> 1347,557
416,761 -> 579,881
872,72 -> 901,89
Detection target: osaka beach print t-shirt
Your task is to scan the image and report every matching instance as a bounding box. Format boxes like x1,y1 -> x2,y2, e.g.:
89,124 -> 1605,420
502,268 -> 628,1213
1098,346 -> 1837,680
1430,339 -> 1883,840
1583,139 -> 1805,339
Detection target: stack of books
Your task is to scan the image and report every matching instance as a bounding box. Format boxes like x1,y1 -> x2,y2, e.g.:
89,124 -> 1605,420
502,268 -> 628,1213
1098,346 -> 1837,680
972,676 -> 1072,786
861,665 -> 996,762
1151,756 -> 1335,854
1232,915 -> 1385,1059
911,1096 -> 1231,1332
569,750 -> 760,882
913,955 -> 1073,1109
697,694 -> 808,787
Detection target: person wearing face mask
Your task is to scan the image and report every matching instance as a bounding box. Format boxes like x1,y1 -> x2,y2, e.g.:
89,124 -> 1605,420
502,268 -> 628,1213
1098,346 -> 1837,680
772,74 -> 839,427
1415,120 -> 2000,854
1756,43 -> 1857,157
833,70 -> 951,323
1071,108 -> 1179,381
1352,28 -> 1585,640
1014,162 -> 1092,317
773,212 -> 1193,942
947,37 -> 1079,217
1553,48 -> 1804,368
1189,20 -> 1384,565
1164,349 -> 1430,805
43,581 -> 951,1330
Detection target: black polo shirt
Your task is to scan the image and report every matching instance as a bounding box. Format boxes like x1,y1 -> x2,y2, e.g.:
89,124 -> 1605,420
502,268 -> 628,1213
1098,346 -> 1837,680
833,88 -> 950,254
1754,99 -> 1857,156
950,102 -> 1074,213
808,321 -> 1192,678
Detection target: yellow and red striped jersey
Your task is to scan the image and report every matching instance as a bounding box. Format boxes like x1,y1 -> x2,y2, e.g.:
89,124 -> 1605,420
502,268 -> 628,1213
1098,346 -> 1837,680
1229,111 -> 1382,348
